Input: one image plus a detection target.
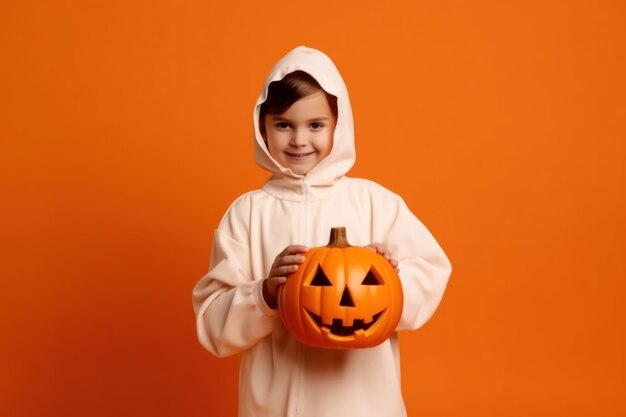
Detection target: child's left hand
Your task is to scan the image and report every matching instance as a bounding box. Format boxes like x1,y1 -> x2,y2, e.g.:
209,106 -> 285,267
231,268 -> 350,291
366,243 -> 399,271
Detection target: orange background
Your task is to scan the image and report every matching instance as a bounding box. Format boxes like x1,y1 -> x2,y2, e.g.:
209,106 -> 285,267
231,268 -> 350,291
2,1 -> 625,416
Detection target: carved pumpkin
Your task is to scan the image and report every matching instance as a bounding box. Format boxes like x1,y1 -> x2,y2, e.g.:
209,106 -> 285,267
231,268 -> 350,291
278,227 -> 403,349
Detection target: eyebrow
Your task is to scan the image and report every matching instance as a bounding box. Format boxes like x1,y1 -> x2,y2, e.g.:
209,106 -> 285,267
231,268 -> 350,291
268,115 -> 332,122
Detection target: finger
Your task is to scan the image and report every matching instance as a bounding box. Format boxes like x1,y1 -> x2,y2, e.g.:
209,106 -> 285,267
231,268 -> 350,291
280,254 -> 307,265
269,264 -> 299,278
267,276 -> 287,287
364,244 -> 378,252
366,243 -> 386,253
282,245 -> 309,255
271,254 -> 306,271
376,247 -> 389,256
372,245 -> 390,258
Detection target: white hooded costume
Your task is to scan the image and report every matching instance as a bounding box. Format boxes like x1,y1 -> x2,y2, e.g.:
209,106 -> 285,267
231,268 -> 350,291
193,46 -> 452,417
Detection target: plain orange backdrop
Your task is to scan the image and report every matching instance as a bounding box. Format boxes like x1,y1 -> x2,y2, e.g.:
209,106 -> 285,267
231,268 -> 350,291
1,1 -> 625,416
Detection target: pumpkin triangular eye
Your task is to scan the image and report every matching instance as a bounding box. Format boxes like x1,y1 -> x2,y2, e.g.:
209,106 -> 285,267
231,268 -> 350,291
361,268 -> 382,285
310,265 -> 332,286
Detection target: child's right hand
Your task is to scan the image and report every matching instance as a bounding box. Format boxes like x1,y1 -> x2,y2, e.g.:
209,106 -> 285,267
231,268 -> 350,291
262,245 -> 308,309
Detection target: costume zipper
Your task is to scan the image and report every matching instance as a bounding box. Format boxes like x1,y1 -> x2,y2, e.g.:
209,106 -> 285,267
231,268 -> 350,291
302,176 -> 311,246
295,176 -> 311,417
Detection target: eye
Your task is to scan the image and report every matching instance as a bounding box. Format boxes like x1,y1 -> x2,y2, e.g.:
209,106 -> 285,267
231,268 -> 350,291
310,265 -> 332,286
310,122 -> 324,129
361,268 -> 382,285
275,122 -> 290,129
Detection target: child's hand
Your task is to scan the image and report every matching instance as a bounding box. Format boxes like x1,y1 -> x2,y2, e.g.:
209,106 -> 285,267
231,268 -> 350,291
366,243 -> 399,271
262,245 -> 309,309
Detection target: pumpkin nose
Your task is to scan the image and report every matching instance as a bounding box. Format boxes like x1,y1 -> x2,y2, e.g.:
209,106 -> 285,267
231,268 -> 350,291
340,287 -> 355,307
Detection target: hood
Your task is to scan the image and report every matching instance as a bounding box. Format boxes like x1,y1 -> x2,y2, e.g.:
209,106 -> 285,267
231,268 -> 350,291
253,46 -> 355,190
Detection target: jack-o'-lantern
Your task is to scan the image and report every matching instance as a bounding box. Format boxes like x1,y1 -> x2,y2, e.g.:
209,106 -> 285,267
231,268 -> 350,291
278,227 -> 403,349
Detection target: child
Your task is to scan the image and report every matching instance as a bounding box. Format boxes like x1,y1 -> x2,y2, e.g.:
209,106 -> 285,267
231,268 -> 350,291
193,46 -> 451,417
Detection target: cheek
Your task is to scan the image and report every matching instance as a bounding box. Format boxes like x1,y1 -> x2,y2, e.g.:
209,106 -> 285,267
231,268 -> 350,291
317,133 -> 334,156
266,133 -> 285,156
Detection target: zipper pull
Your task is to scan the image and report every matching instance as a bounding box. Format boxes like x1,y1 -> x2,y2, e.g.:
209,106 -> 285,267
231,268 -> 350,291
302,176 -> 311,247
302,175 -> 312,195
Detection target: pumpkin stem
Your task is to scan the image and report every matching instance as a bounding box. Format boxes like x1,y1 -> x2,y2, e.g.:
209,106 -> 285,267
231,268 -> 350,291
327,227 -> 351,248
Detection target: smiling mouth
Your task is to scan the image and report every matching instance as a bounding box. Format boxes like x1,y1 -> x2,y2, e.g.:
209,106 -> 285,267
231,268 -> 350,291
305,310 -> 385,336
285,152 -> 313,159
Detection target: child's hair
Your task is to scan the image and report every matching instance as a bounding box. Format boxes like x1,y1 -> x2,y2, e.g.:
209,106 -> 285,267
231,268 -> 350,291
259,70 -> 338,127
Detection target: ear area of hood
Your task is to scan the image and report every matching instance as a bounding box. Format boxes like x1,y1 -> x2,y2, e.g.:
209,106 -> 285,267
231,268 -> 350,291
253,46 -> 356,187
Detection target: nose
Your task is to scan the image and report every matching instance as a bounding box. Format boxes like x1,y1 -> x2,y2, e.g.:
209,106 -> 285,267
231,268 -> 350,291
290,129 -> 307,147
339,287 -> 355,307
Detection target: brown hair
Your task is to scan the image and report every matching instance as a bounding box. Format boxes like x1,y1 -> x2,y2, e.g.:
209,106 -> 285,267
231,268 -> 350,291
259,71 -> 338,133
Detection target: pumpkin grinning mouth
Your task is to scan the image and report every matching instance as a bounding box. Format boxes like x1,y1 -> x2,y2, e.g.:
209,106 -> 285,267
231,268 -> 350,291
305,310 -> 385,336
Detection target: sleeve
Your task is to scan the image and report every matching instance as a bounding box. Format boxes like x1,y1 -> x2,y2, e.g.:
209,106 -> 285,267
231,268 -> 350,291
192,204 -> 277,358
379,193 -> 452,331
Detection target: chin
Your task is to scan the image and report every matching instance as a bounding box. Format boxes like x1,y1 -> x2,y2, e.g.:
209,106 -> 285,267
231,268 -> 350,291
288,166 -> 311,176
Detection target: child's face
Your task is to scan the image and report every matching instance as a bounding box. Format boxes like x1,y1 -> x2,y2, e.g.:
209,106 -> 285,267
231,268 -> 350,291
263,90 -> 336,175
